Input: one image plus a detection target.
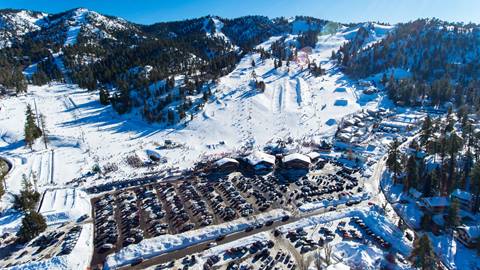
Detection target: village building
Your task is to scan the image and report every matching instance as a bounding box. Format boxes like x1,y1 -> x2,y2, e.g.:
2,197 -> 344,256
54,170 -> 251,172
408,188 -> 423,200
451,189 -> 473,211
214,157 -> 239,173
456,225 -> 480,248
246,151 -> 276,171
282,153 -> 311,169
422,197 -> 450,213
306,151 -> 321,161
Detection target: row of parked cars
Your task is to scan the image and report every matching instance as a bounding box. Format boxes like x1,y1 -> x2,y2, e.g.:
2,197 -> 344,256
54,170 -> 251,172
337,220 -> 362,240
198,180 -> 237,221
94,194 -> 118,253
286,227 -> 325,254
215,178 -> 255,217
117,191 -> 144,247
137,187 -> 169,237
233,175 -> 288,212
352,217 -> 391,249
58,226 -> 82,255
295,164 -> 362,205
158,183 -> 196,233
179,181 -> 214,227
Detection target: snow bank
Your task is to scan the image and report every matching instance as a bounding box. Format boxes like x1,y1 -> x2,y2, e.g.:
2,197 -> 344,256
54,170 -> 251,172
0,210 -> 23,235
333,241 -> 384,270
6,257 -> 69,270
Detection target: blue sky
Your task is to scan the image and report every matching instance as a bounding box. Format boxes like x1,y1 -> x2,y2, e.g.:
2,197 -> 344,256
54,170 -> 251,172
2,0 -> 480,25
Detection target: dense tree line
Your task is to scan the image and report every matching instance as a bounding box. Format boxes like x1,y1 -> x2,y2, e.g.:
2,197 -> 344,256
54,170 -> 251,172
337,19 -> 480,111
31,55 -> 63,85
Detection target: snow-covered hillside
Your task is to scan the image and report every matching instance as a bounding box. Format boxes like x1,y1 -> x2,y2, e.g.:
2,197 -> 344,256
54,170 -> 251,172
0,9 -> 47,48
0,25 -> 387,193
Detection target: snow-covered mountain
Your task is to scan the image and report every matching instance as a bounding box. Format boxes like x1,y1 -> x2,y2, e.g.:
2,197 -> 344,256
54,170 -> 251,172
0,8 -> 398,125
34,8 -> 141,46
0,8 -> 142,49
0,8 -> 357,52
0,9 -> 47,48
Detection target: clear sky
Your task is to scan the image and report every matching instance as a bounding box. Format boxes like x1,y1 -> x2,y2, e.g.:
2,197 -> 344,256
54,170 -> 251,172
1,0 -> 480,25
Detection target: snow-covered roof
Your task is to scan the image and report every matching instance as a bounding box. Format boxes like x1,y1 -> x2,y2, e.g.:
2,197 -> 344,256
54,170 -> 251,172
214,157 -> 239,167
380,121 -> 411,128
423,197 -> 450,208
409,188 -> 423,199
451,189 -> 472,202
246,151 -> 275,166
282,153 -> 311,164
457,225 -> 480,239
307,152 -> 321,160
146,149 -> 161,159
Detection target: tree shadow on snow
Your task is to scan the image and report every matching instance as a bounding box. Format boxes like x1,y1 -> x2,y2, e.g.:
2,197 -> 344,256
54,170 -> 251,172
58,99 -> 187,140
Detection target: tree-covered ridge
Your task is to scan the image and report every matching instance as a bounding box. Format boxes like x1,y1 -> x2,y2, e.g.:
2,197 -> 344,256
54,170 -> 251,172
340,19 -> 480,81
336,19 -> 480,110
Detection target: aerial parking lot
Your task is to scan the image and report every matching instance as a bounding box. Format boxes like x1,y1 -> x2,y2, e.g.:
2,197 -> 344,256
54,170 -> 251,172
90,157 -> 370,268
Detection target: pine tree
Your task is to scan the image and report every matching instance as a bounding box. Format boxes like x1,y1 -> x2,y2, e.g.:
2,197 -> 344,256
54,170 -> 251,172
420,115 -> 432,147
167,110 -> 175,124
470,161 -> 480,213
381,73 -> 388,85
17,211 -> 47,243
410,234 -> 436,270
0,174 -> 4,198
14,67 -> 28,93
446,132 -> 462,192
446,199 -> 460,230
405,155 -> 417,191
24,105 -> 41,149
14,174 -> 40,212
387,139 -> 402,183
99,88 -> 110,105
420,213 -> 432,231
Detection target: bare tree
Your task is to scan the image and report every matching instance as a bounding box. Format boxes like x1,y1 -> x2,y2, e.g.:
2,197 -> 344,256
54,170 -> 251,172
324,243 -> 333,266
314,250 -> 323,270
297,254 -> 312,270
